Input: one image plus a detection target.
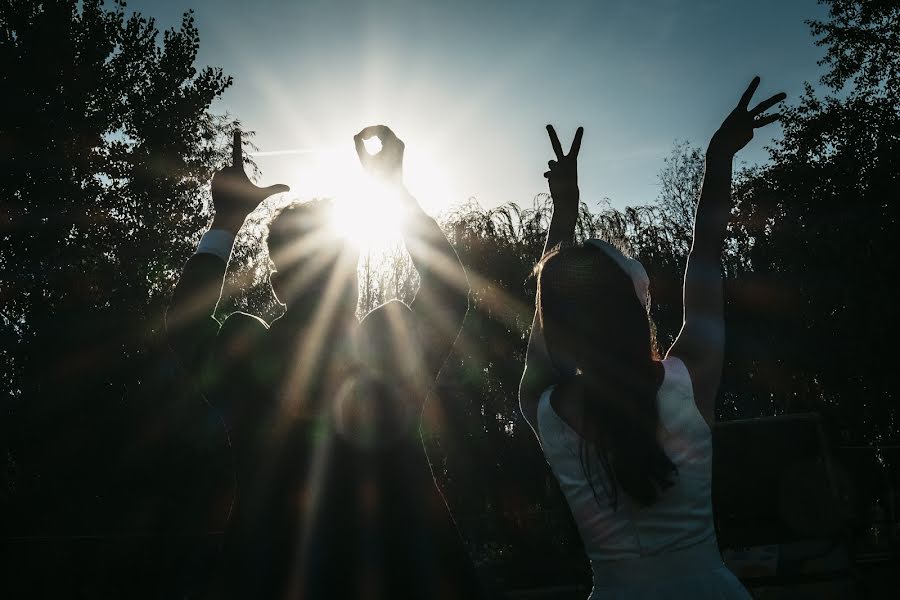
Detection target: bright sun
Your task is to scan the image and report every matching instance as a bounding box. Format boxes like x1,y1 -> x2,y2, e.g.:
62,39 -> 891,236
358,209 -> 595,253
326,179 -> 408,250
260,133 -> 456,254
308,140 -> 452,251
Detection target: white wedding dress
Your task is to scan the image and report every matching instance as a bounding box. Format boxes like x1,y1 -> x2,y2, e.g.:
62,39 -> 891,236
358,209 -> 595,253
538,356 -> 751,599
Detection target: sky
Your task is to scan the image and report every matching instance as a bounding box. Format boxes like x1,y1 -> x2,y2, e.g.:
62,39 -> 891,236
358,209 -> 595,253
134,0 -> 830,215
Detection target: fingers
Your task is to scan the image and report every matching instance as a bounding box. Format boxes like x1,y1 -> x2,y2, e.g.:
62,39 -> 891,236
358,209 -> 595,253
753,113 -> 781,128
739,76 -> 761,109
357,124 -> 396,142
544,160 -> 557,179
378,125 -> 398,143
547,125 -> 584,158
750,92 -> 787,117
232,130 -> 242,167
356,125 -> 380,140
355,124 -> 403,156
353,132 -> 368,161
569,126 -> 584,157
546,125 -> 564,159
259,183 -> 290,197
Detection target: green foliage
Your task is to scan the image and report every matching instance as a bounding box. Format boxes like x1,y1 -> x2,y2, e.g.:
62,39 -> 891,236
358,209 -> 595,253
1,1 -> 235,324
809,0 -> 900,99
729,0 -> 900,441
0,0 -> 238,536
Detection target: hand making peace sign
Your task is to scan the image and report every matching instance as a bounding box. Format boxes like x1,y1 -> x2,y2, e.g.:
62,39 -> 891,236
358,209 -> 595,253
545,125 -> 584,211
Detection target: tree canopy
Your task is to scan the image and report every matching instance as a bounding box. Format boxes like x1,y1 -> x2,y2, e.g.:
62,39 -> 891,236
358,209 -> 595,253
1,0 -> 239,537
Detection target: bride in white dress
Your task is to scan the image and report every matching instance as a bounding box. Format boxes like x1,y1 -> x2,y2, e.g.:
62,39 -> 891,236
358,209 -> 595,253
519,77 -> 786,599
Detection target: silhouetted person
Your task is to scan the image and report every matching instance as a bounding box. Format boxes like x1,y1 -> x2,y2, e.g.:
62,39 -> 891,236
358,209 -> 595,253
519,78 -> 785,598
165,131 -> 359,598
302,125 -> 490,599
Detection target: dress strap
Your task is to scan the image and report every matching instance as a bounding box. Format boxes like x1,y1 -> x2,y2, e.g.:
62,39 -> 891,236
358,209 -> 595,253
658,356 -> 710,438
536,385 -> 568,446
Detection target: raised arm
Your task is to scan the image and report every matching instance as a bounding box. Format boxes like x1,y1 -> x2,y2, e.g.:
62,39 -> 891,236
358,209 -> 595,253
353,125 -> 470,380
405,203 -> 470,380
667,77 -> 785,426
519,125 -> 583,431
165,131 -> 289,378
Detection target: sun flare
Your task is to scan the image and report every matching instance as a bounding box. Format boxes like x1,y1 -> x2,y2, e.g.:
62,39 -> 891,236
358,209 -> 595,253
259,131 -> 457,254
327,180 -> 408,250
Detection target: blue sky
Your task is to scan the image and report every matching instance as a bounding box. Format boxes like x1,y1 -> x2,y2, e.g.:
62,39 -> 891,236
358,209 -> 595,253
136,0 -> 829,213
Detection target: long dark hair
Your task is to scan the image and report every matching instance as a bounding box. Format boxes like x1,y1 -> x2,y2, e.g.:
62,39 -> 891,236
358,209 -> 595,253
537,244 -> 676,508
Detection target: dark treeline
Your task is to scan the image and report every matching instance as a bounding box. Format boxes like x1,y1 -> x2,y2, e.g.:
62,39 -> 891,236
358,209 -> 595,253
2,0 -> 898,595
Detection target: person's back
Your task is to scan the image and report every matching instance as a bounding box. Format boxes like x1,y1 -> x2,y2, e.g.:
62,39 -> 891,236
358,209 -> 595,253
305,419 -> 487,599
205,312 -> 352,599
165,132 -> 358,598
537,358 -> 741,596
520,79 -> 785,598
300,126 -> 489,599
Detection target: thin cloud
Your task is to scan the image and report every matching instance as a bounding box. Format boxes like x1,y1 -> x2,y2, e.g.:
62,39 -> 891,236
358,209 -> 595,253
249,148 -> 320,157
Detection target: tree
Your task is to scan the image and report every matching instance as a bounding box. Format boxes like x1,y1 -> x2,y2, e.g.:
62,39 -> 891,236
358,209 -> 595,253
728,0 -> 900,440
0,0 -> 239,539
809,0 -> 900,100
655,141 -> 705,256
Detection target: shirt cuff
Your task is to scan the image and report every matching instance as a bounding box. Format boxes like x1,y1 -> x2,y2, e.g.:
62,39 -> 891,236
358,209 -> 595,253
195,229 -> 236,261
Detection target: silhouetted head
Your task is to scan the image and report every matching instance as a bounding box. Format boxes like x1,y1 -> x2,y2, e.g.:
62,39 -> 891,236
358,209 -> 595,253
335,299 -> 428,448
265,199 -> 360,322
536,242 -> 675,507
537,242 -> 654,376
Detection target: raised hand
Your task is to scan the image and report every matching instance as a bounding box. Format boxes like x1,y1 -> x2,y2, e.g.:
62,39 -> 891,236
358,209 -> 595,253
353,125 -> 405,186
544,125 -> 584,211
210,130 -> 290,233
710,77 -> 786,157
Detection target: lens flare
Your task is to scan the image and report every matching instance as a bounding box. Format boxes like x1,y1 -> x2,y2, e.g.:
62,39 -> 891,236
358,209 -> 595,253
326,176 -> 410,250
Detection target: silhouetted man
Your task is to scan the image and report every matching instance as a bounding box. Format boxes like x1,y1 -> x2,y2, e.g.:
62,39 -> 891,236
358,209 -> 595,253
166,131 -> 359,598
302,125 -> 490,599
